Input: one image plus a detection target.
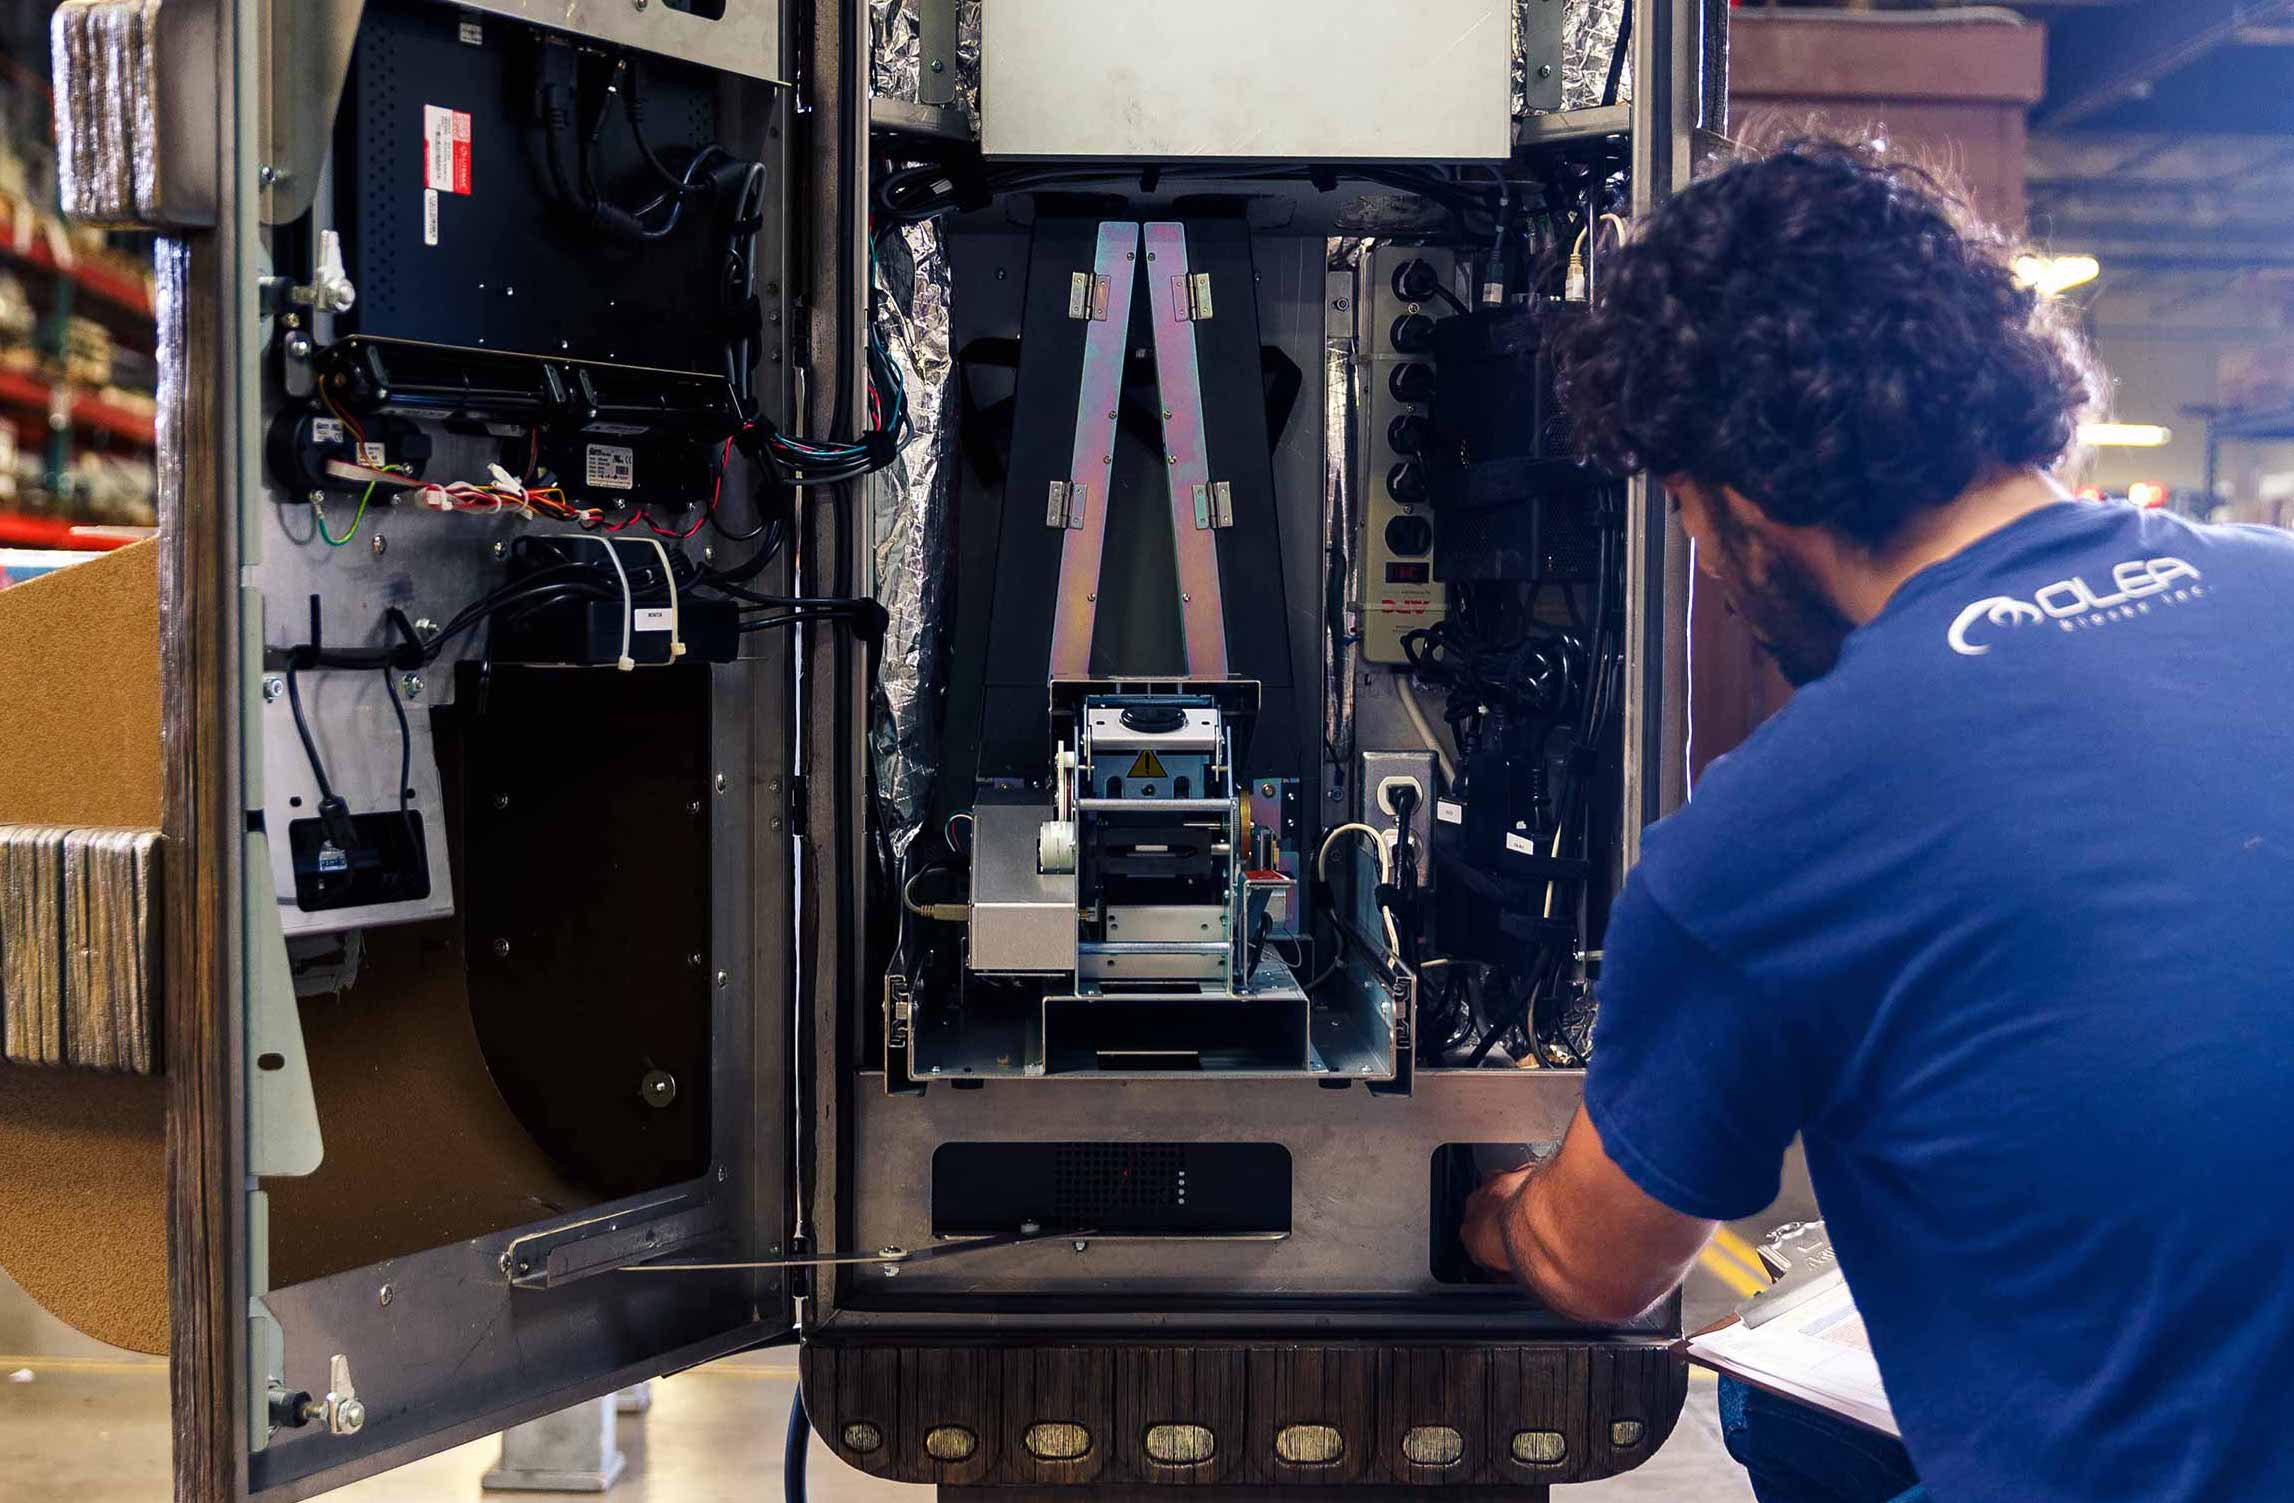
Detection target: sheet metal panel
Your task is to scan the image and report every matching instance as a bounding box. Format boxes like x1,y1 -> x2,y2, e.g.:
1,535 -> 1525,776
981,0 -> 1513,160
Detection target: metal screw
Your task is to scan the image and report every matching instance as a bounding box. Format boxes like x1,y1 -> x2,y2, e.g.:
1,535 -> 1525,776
263,675 -> 285,703
285,332 -> 313,360
688,952 -> 704,969
370,533 -> 387,558
398,673 -> 423,700
640,1070 -> 677,1107
490,541 -> 509,561
1333,297 -> 1350,312
882,1264 -> 900,1277
1538,64 -> 1554,79
766,777 -> 783,794
1072,1240 -> 1090,1254
492,938 -> 511,958
714,773 -> 729,795
686,799 -> 703,815
633,0 -> 648,9
308,489 -> 326,506
259,164 -> 278,186
930,58 -> 945,72
714,970 -> 729,990
769,816 -> 784,832
493,793 -> 510,811
378,1284 -> 393,1307
1261,781 -> 1278,797
336,1398 -> 366,1434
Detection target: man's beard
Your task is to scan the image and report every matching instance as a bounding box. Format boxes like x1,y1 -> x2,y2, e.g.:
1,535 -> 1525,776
1706,507 -> 1854,688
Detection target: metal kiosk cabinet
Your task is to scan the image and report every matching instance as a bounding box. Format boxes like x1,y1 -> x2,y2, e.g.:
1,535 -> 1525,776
50,0 -> 1720,1496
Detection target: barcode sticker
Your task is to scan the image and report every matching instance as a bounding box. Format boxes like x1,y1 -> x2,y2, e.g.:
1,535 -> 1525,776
633,608 -> 673,633
1504,831 -> 1537,856
1435,799 -> 1463,826
422,105 -> 472,195
311,417 -> 344,444
585,443 -> 635,490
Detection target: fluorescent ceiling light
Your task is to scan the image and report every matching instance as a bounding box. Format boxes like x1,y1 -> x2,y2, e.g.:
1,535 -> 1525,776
2079,422 -> 2173,448
2016,253 -> 2101,296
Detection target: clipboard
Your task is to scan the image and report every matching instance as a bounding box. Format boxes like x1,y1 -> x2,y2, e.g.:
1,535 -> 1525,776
1673,1224 -> 1900,1439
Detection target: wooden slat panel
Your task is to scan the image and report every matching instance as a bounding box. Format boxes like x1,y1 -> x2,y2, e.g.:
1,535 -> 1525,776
1002,1346 -> 1115,1485
803,1344 -> 905,1478
1374,1346 -> 1492,1486
902,1346 -> 1001,1486
1111,1345 -> 1248,1485
1243,1344 -> 1377,1485
1485,1344 -> 1591,1485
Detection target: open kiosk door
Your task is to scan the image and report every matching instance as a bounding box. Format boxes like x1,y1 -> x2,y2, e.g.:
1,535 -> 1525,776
48,0 -> 825,1495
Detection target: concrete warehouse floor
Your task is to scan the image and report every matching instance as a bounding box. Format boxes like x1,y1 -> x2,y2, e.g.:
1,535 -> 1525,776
0,1153 -> 1815,1502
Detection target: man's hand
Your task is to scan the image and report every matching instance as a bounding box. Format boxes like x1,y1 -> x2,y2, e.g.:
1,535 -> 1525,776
1460,1163 -> 1537,1276
1454,1106 -> 1719,1322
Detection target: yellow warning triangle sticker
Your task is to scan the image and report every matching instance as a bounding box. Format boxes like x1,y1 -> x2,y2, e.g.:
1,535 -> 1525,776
1127,749 -> 1168,780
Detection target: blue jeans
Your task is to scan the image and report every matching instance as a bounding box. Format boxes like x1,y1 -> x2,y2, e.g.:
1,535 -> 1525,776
1718,1375 -> 1926,1503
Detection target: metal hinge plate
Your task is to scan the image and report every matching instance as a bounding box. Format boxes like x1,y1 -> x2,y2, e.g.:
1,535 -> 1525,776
1191,480 -> 1234,530
1174,271 -> 1214,321
1047,479 -> 1087,529
1068,271 -> 1113,321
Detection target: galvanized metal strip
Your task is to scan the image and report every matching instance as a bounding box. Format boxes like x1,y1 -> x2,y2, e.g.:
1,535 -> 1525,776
1049,222 -> 1141,677
1144,223 -> 1230,676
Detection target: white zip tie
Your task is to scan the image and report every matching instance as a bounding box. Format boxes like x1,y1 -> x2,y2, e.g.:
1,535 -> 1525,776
566,533 -> 637,670
632,534 -> 685,660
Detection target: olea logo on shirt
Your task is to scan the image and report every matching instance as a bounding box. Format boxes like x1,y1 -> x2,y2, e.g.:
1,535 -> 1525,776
1946,556 -> 2206,657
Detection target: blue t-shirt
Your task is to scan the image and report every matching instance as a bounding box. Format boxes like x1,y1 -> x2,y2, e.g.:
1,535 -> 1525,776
1587,501 -> 2294,1503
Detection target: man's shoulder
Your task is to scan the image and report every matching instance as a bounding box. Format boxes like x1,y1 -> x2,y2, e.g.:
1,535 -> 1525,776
1641,682 -> 1896,911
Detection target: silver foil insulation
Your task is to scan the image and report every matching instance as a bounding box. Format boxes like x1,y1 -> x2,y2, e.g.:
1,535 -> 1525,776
1561,0 -> 1633,112
870,0 -> 982,128
867,221 -> 957,863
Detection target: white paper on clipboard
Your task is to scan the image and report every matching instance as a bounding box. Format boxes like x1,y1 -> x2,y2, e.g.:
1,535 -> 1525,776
1681,1272 -> 1900,1439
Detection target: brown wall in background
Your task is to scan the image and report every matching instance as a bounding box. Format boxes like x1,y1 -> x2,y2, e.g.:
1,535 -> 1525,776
1692,15 -> 2046,781
0,539 -> 169,1353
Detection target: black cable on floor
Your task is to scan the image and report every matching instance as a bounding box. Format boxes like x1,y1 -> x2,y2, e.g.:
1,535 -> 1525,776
785,1384 -> 810,1503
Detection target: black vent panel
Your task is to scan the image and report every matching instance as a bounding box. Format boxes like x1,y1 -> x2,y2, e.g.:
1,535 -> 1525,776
932,1141 -> 1291,1238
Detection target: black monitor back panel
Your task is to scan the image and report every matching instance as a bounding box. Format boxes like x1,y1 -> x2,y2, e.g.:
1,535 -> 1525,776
337,0 -> 732,373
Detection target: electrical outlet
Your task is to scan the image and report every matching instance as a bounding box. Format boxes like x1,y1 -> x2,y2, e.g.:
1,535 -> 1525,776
1360,750 -> 1438,890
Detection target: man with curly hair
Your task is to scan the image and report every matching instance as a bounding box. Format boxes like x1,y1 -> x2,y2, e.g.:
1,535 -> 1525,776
1459,139 -> 2294,1503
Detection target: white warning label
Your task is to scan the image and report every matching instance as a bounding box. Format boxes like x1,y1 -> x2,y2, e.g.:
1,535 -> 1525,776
457,14 -> 484,44
1503,831 -> 1537,856
356,442 -> 388,468
311,417 -> 344,444
422,105 -> 472,195
585,443 -> 635,491
633,608 -> 674,633
423,188 -> 439,246
1435,799 -> 1463,826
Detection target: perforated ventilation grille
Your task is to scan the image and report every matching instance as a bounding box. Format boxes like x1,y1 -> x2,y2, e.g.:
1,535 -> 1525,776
1051,1143 -> 1187,1223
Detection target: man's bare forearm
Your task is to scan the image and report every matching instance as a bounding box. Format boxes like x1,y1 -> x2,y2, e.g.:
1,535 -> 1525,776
1461,1106 -> 1717,1323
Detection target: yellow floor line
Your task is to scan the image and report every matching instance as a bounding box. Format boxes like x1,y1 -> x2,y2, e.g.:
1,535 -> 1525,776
1709,1227 -> 1772,1285
1697,1245 -> 1765,1298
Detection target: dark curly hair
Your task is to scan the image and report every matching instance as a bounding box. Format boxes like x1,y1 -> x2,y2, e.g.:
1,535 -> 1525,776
1555,136 -> 2103,548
